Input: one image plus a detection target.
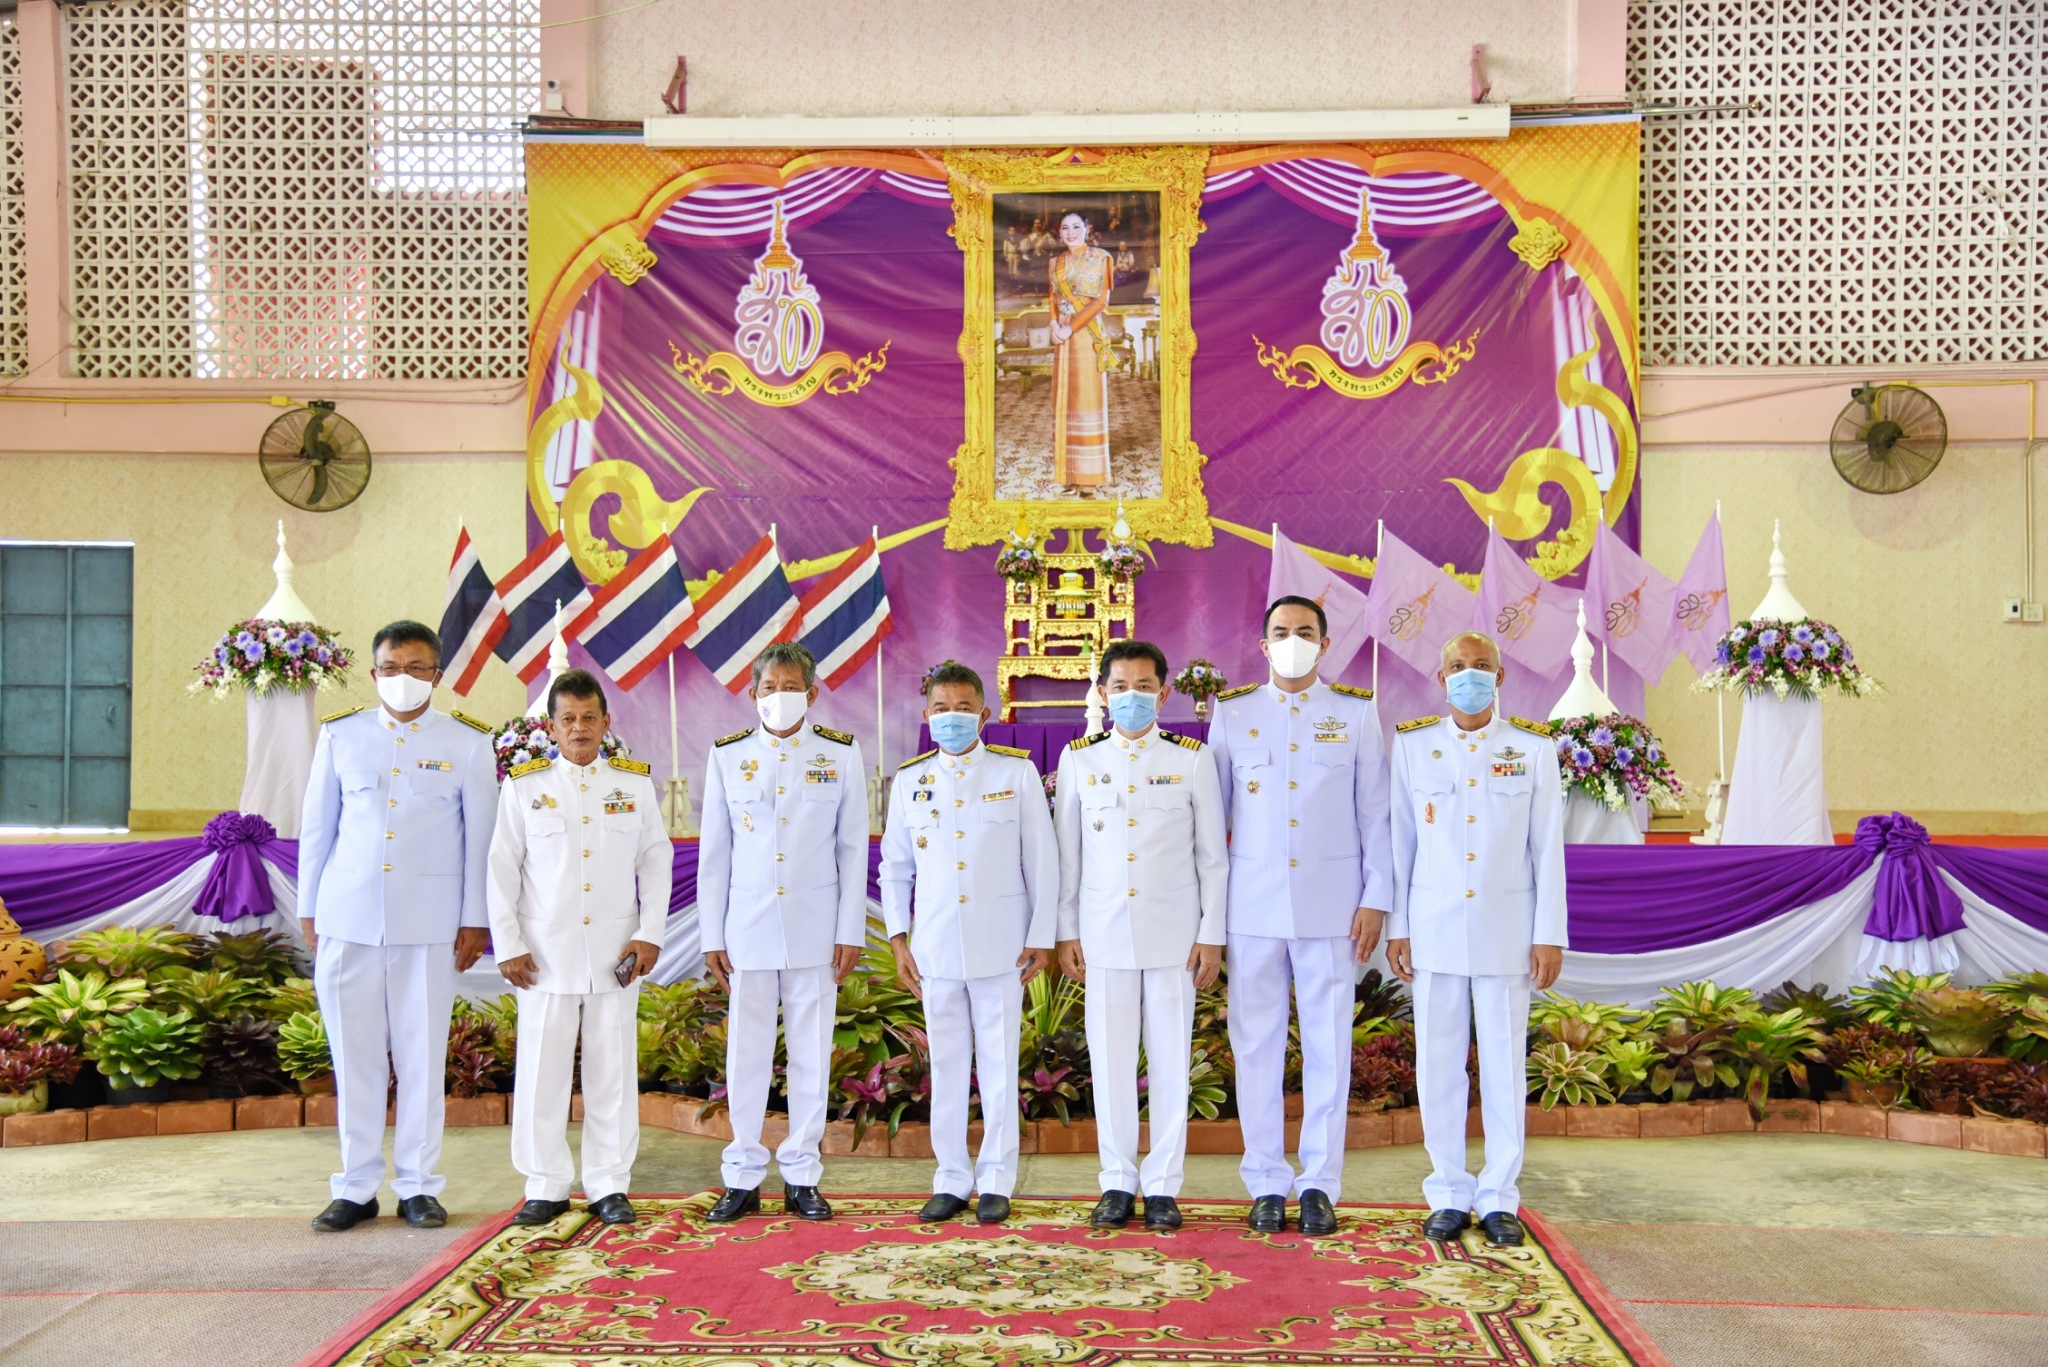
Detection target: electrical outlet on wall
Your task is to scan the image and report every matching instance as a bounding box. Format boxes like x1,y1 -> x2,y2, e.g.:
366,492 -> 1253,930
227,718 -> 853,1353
2025,602 -> 2046,624
2001,596 -> 2023,622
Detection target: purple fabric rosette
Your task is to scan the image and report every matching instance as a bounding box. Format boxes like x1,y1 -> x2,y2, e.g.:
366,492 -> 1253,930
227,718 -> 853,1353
1856,812 -> 1966,944
192,811 -> 290,924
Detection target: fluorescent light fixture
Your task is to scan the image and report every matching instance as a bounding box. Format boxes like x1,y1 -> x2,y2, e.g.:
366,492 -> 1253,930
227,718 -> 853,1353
0,539 -> 136,548
0,826 -> 131,837
643,106 -> 1509,149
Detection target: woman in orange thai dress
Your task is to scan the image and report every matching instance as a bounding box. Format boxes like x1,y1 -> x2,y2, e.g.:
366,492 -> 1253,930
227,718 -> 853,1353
1048,212 -> 1114,489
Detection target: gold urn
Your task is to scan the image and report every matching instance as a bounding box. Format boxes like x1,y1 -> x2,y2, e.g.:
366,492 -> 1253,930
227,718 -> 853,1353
0,901 -> 46,1002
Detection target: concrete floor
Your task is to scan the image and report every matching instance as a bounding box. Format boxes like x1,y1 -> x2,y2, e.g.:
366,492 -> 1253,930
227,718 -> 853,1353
4,1127 -> 2047,1366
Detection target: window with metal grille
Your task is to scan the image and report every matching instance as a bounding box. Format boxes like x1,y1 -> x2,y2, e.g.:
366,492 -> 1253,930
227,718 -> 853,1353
0,18 -> 24,379
66,0 -> 538,381
1629,0 -> 2045,367
0,544 -> 134,830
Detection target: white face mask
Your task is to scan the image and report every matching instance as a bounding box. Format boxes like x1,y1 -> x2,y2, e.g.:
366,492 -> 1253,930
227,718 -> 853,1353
375,672 -> 434,714
1267,635 -> 1321,680
756,690 -> 808,733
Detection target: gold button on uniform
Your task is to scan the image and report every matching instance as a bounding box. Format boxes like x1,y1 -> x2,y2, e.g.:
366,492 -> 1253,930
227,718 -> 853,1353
778,786 -> 787,794
1290,858 -> 1299,867
1290,743 -> 1299,752
1288,781 -> 1297,790
1469,744 -> 1478,752
1466,890 -> 1475,898
1467,852 -> 1477,861
388,799 -> 396,808
1249,728 -> 1259,738
1127,818 -> 1136,827
582,816 -> 590,824
583,916 -> 591,925
955,799 -> 963,807
583,883 -> 590,892
382,863 -> 391,872
1127,785 -> 1136,793
1127,852 -> 1136,861
1128,888 -> 1137,897
583,849 -> 590,858
958,894 -> 967,903
776,853 -> 786,862
391,767 -> 400,776
956,861 -> 965,870
1467,815 -> 1477,824
1289,818 -> 1299,827
777,887 -> 785,895
1467,778 -> 1477,787
385,831 -> 393,840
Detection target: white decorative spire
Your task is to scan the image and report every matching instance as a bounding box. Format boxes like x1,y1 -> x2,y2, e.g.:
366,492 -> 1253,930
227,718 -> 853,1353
1750,519 -> 1808,620
256,519 -> 316,623
1083,643 -> 1105,734
1550,598 -> 1618,722
525,599 -> 573,718
1110,498 -> 1132,544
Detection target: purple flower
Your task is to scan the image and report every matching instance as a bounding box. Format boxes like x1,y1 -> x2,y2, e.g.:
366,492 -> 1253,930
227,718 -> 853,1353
244,645 -> 264,663
283,637 -> 305,657
1758,628 -> 1780,648
1730,626 -> 1748,643
1646,743 -> 1661,762
1841,645 -> 1854,662
511,748 -> 532,764
1791,626 -> 1815,645
1571,747 -> 1595,768
1590,726 -> 1615,746
1715,640 -> 1732,665
1747,645 -> 1767,665
1811,641 -> 1831,660
1784,644 -> 1805,664
234,631 -> 256,650
1823,629 -> 1841,645
1615,746 -> 1636,766
264,625 -> 287,645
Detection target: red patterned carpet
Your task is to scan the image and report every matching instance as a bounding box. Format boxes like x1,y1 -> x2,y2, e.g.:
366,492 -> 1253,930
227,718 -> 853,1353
303,1194 -> 1667,1366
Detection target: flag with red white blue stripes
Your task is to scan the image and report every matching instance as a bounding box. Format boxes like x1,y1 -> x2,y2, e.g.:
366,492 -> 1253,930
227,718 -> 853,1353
493,531 -> 592,684
684,534 -> 803,693
796,536 -> 893,690
564,534 -> 694,691
437,527 -> 508,696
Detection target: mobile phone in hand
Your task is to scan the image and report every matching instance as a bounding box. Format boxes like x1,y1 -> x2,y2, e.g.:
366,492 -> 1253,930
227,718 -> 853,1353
614,950 -> 639,987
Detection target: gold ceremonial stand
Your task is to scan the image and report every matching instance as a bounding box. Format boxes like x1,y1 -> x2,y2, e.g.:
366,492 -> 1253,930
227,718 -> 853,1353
995,529 -> 1137,721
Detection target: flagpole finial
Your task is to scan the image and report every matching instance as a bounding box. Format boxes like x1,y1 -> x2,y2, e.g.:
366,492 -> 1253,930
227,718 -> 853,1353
1752,517 -> 1808,619
1550,595 -> 1616,722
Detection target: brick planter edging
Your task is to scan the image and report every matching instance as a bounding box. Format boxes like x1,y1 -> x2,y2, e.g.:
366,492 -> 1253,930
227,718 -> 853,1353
5,1093 -> 2044,1159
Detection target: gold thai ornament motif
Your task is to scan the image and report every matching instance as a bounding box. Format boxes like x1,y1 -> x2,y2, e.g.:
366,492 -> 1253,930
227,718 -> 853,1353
1386,583 -> 1437,643
600,238 -> 659,286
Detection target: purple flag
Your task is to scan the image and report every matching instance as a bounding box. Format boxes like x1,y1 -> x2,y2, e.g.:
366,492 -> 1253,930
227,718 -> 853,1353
1269,528 -> 1372,676
1368,529 -> 1477,676
1472,524 -> 1577,676
1670,511 -> 1733,674
1583,517 -> 1678,683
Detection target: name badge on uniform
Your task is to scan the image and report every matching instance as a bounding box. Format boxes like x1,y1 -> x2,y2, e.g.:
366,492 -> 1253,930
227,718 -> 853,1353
912,789 -> 933,802
1314,732 -> 1349,742
1147,775 -> 1182,785
417,759 -> 452,771
982,790 -> 1014,803
603,788 -> 637,814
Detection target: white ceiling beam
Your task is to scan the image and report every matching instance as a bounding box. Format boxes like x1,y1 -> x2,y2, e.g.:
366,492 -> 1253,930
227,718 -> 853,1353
641,107 -> 1510,149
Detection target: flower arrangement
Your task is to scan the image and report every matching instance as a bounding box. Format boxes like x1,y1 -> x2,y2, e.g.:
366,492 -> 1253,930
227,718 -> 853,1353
488,715 -> 628,782
1041,769 -> 1057,814
1692,617 -> 1879,700
1551,712 -> 1685,813
1097,542 -> 1146,583
189,619 -> 351,697
994,542 -> 1041,584
1172,659 -> 1228,703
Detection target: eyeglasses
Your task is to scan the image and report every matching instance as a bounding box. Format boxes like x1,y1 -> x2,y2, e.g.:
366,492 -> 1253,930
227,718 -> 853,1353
373,664 -> 438,679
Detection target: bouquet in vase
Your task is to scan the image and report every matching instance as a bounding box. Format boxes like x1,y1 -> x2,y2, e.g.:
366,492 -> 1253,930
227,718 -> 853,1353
1551,713 -> 1685,814
488,716 -> 629,783
1172,659 -> 1228,716
1097,543 -> 1145,583
1692,618 -> 1879,700
189,620 -> 352,697
994,542 -> 1041,585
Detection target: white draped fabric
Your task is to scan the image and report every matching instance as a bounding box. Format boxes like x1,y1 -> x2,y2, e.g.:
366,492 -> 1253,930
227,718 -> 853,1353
240,690 -> 319,838
1721,692 -> 1832,846
1562,792 -> 1642,845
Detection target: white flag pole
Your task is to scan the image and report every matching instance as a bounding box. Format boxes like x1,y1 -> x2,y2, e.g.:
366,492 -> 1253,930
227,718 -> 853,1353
1373,519 -> 1384,694
1714,500 -> 1727,780
872,526 -> 884,781
661,525 -> 682,828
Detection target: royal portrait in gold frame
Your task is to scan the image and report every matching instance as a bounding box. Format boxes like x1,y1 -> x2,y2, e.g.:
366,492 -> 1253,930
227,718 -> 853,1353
943,145 -> 1211,549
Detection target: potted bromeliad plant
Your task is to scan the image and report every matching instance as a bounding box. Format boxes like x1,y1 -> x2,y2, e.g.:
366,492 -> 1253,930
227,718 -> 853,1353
276,1012 -> 335,1094
88,1006 -> 207,1103
0,1025 -> 84,1116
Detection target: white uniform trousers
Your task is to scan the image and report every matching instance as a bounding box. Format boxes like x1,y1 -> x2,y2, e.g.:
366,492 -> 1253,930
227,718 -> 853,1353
924,972 -> 1024,1199
1413,968 -> 1533,1216
1227,933 -> 1353,1201
510,984 -> 641,1202
721,965 -> 836,1190
313,937 -> 457,1203
1085,965 -> 1195,1197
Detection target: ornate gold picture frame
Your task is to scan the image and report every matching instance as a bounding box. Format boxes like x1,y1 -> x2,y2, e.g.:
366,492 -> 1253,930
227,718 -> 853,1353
942,146 -> 1211,549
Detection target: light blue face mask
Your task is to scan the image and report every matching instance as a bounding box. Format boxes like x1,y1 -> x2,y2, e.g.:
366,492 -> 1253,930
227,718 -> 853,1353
1445,667 -> 1498,714
1106,689 -> 1159,733
928,710 -> 981,754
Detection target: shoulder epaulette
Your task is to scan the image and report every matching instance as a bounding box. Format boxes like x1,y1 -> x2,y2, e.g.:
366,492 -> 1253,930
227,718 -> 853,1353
608,756 -> 651,775
1396,715 -> 1440,733
508,757 -> 551,779
714,728 -> 755,747
1216,683 -> 1258,702
812,724 -> 855,746
1330,683 -> 1375,700
451,710 -> 493,734
1511,716 -> 1554,738
897,748 -> 938,770
986,743 -> 1031,759
318,705 -> 364,725
1159,730 -> 1204,751
1068,731 -> 1112,751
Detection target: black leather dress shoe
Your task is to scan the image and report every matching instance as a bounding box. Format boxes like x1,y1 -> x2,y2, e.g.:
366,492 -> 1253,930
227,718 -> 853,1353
705,1187 -> 760,1223
1090,1190 -> 1135,1227
590,1193 -> 636,1224
398,1195 -> 446,1228
1477,1211 -> 1526,1246
513,1198 -> 573,1226
784,1186 -> 833,1221
919,1193 -> 971,1222
976,1193 -> 1011,1224
1143,1195 -> 1183,1230
1247,1194 -> 1288,1233
311,1197 -> 377,1232
1296,1189 -> 1337,1236
1421,1208 -> 1472,1241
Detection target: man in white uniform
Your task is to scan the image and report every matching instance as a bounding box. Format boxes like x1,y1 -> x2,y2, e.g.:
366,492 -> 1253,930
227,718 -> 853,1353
881,661 -> 1056,1224
299,621 -> 497,1232
1206,595 -> 1392,1236
488,669 -> 671,1227
699,642 -> 867,1222
1386,631 -> 1566,1247
1055,640 -> 1227,1231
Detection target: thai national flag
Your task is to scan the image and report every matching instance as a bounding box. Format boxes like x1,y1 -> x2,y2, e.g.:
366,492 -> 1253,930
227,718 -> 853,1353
437,527 -> 508,696
563,534 -> 694,691
684,534 -> 803,693
796,536 -> 893,690
493,532 -> 592,683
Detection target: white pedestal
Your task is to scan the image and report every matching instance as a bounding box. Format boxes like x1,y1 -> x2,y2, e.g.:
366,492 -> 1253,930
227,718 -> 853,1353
1720,691 -> 1832,846
1563,790 -> 1643,844
240,688 -> 319,836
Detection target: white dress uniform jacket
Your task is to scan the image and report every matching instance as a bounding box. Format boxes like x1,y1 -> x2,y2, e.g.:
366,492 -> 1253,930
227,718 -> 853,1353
299,706 -> 497,943
1387,713 -> 1568,974
1054,728 -> 1227,967
698,725 -> 868,969
879,743 -> 1057,977
1207,679 -> 1393,936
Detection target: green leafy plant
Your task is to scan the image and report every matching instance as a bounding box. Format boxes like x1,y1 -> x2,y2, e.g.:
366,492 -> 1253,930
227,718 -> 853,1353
1350,1025 -> 1416,1111
6,969 -> 150,1045
275,1012 -> 332,1082
1601,1037 -> 1658,1094
1726,1007 -> 1828,1118
1911,1058 -> 2004,1116
2001,995 -> 2048,1064
1759,980 -> 1853,1030
474,994 -> 521,1065
1019,1061 -> 1083,1123
56,925 -> 203,980
1645,1017 -> 1739,1102
200,929 -> 306,985
1353,969 -> 1412,1023
1185,1048 -> 1229,1120
1848,968 -> 1953,1028
1821,1019 -> 1917,1069
1903,987 -> 2013,1059
1648,980 -> 1759,1033
445,1015 -> 508,1098
87,1006 -> 207,1091
0,1024 -> 83,1099
829,1045 -> 918,1146
1982,971 -> 2048,1011
833,950 -> 923,1067
150,967 -> 268,1024
652,1019 -> 728,1091
203,1013 -> 291,1094
1527,1041 -> 1615,1109
1191,977 -> 1233,1080
1838,1046 -> 1929,1109
1531,991 -> 1641,1050
260,977 -> 320,1021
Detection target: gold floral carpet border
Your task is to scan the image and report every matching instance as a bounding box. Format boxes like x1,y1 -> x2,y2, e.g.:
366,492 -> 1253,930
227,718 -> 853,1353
302,1194 -> 1668,1367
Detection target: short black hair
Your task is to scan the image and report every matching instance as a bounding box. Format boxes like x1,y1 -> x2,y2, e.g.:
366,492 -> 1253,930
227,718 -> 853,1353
1098,639 -> 1169,686
924,661 -> 985,703
372,620 -> 441,664
1264,595 -> 1327,637
547,668 -> 608,718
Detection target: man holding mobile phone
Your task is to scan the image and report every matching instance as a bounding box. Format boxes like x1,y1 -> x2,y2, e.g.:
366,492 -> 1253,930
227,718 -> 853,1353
487,670 -> 671,1227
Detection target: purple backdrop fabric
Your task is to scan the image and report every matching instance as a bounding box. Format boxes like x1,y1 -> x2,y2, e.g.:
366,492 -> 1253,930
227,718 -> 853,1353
1,840 -> 215,932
